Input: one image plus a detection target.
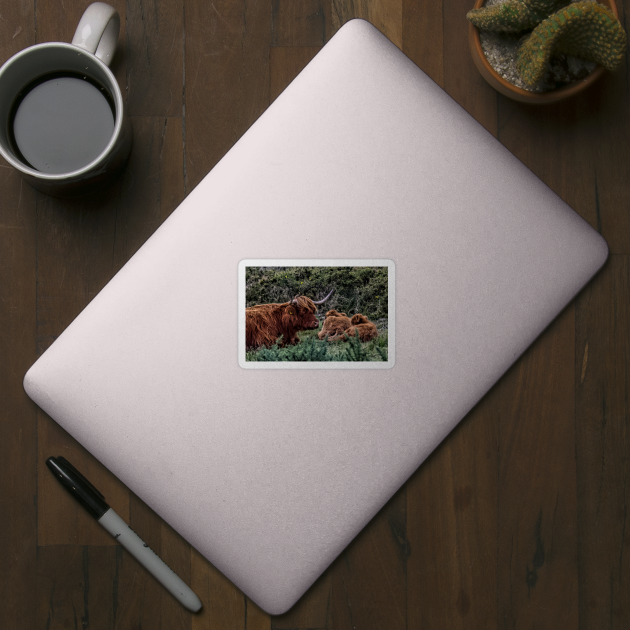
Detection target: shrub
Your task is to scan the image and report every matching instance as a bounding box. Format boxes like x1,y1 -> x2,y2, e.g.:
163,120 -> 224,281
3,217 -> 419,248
245,266 -> 388,321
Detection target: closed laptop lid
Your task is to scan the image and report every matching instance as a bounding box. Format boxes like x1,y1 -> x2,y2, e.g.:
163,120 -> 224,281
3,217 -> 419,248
24,19 -> 607,614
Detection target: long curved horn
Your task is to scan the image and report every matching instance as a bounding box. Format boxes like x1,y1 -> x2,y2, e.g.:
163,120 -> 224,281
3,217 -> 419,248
312,288 -> 334,305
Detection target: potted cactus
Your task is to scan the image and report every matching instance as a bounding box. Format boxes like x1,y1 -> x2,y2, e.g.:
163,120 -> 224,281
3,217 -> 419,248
467,0 -> 627,103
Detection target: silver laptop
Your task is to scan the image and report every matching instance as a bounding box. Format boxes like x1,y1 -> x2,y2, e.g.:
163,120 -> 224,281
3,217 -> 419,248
24,19 -> 607,614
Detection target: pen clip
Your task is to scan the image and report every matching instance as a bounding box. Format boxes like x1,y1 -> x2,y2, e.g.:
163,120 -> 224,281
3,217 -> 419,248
54,456 -> 106,501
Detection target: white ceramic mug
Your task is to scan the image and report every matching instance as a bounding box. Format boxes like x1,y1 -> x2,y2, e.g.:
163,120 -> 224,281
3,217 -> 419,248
0,2 -> 131,197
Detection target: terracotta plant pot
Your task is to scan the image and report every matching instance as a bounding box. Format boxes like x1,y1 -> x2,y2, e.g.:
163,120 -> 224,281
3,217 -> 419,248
468,0 -> 619,103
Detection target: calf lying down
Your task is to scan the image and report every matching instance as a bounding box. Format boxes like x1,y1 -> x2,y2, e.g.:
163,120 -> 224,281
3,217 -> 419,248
318,310 -> 352,340
319,311 -> 378,342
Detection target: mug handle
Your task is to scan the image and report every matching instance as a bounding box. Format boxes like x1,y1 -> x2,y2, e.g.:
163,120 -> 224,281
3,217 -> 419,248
71,2 -> 120,67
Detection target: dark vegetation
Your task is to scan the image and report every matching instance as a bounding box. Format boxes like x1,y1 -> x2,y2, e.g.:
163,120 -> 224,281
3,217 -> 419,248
245,266 -> 388,321
246,329 -> 389,362
245,266 -> 389,362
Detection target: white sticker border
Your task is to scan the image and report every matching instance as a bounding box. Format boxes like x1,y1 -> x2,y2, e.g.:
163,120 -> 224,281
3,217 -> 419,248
238,259 -> 395,369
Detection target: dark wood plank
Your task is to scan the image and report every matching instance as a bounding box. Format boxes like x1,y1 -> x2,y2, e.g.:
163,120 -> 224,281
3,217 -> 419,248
188,554 -> 270,630
190,549 -> 248,630
0,0 -> 36,54
159,117 -> 187,220
36,0 -> 120,44
491,16 -> 629,628
443,0 -> 497,131
36,545 -> 118,630
407,394 -> 499,629
112,116 -> 185,270
37,415 -> 129,546
184,0 -> 272,192
126,0 -> 183,117
582,71 -> 630,254
270,47 -> 321,103
0,5 -> 39,629
331,0 -> 402,48
497,305 -> 578,628
34,188 -> 121,354
496,97 -> 598,224
247,599 -> 272,630
495,71 -> 630,257
402,0 -> 444,88
271,573 -> 332,629
272,0 -> 331,46
330,486 -> 407,630
107,494 -> 193,629
0,134 -> 38,630
576,256 -> 630,629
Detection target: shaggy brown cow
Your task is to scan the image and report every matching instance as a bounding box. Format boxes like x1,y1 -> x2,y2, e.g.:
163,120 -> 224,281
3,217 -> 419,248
317,310 -> 352,340
246,289 -> 333,349
329,313 -> 378,342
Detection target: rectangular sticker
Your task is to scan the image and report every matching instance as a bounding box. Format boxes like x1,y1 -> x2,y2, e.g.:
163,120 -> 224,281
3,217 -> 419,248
238,259 -> 395,369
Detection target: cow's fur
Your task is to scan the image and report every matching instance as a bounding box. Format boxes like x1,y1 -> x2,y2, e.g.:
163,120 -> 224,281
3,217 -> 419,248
318,310 -> 352,340
329,313 -> 378,342
246,296 -> 320,349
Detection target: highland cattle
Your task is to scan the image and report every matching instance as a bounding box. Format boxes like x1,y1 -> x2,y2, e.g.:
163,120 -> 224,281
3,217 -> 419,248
317,310 -> 353,340
246,289 -> 333,349
329,313 -> 378,342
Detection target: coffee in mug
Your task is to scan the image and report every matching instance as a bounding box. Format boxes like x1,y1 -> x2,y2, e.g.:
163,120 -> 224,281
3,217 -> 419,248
0,2 -> 131,197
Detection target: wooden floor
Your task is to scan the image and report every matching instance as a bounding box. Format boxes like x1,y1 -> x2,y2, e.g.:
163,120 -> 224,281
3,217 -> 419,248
1,0 -> 629,628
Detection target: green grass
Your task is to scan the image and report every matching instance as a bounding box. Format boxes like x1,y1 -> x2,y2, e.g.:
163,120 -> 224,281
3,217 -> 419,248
246,327 -> 389,362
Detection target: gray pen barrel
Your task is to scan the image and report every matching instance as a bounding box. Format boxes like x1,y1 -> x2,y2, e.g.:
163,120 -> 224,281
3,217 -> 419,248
98,508 -> 202,612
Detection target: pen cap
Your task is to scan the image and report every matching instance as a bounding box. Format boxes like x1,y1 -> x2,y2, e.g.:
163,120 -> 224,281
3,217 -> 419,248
46,456 -> 110,519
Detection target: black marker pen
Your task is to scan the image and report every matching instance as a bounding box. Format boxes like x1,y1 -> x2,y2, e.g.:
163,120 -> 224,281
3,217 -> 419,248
46,456 -> 202,612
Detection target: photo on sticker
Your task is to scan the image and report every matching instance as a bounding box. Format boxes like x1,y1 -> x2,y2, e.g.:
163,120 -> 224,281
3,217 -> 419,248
244,265 -> 389,362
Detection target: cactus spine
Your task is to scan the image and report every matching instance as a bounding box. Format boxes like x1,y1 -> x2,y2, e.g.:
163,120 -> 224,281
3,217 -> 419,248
467,0 -> 568,33
516,1 -> 627,85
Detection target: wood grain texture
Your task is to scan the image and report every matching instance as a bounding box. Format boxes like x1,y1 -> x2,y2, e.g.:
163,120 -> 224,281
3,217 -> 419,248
407,393 -> 498,629
1,0 -> 629,627
113,495 -> 193,629
271,0 -> 331,46
495,79 -> 629,256
497,304 -> 579,629
576,256 -> 630,630
332,0 -> 403,48
184,0 -> 271,191
0,5 -> 38,629
271,573 -> 332,629
0,147 -> 38,630
443,0 -> 497,132
583,72 -> 630,254
270,47 -> 321,103
191,548 -> 261,630
37,416 -> 129,546
331,486 -> 408,630
112,116 -> 185,270
125,0 -> 184,117
0,1 -> 37,629
36,545 -> 119,630
403,0 -> 444,88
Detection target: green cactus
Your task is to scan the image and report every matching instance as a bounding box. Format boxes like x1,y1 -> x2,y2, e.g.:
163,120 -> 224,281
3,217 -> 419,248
517,1 -> 627,85
467,0 -> 568,33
